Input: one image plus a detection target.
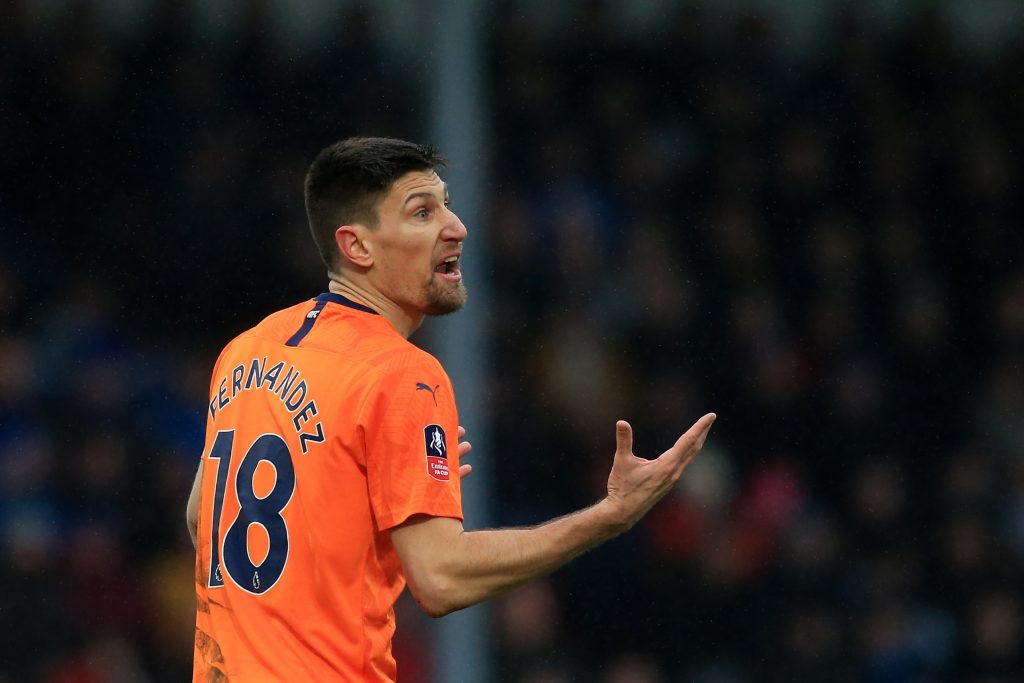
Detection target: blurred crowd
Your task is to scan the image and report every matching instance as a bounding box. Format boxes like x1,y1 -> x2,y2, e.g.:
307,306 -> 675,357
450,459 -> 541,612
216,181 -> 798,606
1,2 -> 418,681
1,1 -> 1022,682
484,4 -> 1023,682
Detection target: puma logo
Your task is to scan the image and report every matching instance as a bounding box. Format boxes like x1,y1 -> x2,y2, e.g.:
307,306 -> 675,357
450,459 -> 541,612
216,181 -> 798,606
416,383 -> 440,405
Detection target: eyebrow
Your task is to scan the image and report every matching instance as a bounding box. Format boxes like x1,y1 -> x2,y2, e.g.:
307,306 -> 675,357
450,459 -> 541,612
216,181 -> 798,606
403,182 -> 449,206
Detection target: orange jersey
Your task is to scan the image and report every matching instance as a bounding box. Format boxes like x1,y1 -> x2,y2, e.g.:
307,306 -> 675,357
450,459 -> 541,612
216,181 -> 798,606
193,293 -> 463,682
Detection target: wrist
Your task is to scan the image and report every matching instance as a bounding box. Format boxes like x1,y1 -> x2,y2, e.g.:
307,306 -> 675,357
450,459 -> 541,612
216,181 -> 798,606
591,497 -> 633,537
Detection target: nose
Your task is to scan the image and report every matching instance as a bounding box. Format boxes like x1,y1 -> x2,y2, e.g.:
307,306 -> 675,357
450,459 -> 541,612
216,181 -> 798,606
442,207 -> 468,242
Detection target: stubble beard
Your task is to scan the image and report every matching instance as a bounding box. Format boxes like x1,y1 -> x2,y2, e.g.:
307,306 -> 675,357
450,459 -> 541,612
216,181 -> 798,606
423,279 -> 468,316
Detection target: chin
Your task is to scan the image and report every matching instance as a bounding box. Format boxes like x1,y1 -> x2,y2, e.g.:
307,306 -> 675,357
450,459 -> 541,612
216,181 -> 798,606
424,283 -> 468,316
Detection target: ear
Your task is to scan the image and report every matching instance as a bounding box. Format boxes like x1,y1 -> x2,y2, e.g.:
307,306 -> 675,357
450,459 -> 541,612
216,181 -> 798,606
335,225 -> 373,269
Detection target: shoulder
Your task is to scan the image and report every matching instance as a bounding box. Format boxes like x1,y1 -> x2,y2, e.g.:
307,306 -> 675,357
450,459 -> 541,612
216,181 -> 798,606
376,344 -> 450,389
251,299 -> 320,339
397,344 -> 446,374
209,330 -> 248,376
217,299 -> 315,352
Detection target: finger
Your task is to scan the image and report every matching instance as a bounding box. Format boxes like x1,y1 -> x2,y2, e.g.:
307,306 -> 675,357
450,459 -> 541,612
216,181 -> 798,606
664,412 -> 717,463
458,425 -> 466,439
615,420 -> 633,460
459,463 -> 473,478
458,440 -> 472,458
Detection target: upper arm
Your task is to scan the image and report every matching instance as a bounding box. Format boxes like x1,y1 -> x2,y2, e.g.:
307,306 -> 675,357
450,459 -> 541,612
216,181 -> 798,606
363,352 -> 463,530
186,459 -> 204,548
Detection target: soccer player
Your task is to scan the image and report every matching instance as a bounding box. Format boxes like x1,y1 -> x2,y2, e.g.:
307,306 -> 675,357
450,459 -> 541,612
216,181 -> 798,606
187,137 -> 716,682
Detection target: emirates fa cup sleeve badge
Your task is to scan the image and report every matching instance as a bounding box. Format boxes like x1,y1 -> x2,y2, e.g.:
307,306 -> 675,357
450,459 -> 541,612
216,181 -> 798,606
423,424 -> 449,481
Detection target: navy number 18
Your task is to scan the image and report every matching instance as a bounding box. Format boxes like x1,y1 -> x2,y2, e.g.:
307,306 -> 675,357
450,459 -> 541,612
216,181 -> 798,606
206,430 -> 296,594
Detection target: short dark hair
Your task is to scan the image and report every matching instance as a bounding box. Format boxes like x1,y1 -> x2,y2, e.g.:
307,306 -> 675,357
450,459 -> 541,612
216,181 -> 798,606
304,137 -> 447,269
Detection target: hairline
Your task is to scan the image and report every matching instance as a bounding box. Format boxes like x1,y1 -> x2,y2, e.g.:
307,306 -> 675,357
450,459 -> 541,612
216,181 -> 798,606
304,137 -> 447,266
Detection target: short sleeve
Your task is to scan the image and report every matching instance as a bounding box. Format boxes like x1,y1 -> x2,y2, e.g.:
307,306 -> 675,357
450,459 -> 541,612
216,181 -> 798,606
361,351 -> 463,530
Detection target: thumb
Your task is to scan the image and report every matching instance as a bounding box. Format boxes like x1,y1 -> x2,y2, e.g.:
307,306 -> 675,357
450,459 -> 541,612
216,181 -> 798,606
615,420 -> 633,459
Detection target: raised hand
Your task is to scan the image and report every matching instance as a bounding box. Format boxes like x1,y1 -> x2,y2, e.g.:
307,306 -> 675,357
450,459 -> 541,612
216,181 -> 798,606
604,413 -> 716,529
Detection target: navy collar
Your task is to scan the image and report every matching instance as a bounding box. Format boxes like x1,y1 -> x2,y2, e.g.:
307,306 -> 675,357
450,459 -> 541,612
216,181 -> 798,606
286,292 -> 379,347
316,292 -> 379,315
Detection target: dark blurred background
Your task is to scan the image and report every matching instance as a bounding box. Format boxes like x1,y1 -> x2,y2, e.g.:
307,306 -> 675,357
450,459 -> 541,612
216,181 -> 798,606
2,1 -> 1023,681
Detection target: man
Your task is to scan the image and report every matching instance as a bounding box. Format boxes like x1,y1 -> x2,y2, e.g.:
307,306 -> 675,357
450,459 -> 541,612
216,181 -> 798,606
187,137 -> 716,682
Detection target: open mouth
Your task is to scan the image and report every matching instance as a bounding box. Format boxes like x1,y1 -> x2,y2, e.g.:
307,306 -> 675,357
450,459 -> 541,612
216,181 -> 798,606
433,254 -> 462,282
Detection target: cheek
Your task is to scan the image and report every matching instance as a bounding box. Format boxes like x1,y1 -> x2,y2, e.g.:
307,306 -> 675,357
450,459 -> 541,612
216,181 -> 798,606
380,247 -> 433,293
373,234 -> 435,287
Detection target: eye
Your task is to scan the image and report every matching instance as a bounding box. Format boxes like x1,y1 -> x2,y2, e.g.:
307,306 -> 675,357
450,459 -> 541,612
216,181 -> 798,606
414,207 -> 430,219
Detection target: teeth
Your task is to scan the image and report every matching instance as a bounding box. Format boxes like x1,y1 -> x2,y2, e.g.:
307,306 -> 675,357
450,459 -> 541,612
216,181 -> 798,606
444,256 -> 459,263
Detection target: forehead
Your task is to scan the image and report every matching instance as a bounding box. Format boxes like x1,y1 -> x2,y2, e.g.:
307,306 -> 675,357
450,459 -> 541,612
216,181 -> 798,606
385,169 -> 447,203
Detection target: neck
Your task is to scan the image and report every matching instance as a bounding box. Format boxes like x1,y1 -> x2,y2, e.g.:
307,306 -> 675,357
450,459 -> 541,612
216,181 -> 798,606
327,272 -> 423,339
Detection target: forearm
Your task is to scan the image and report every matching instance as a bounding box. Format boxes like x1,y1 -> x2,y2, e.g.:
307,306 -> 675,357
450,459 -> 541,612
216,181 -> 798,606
186,460 -> 203,549
454,501 -> 625,596
187,506 -> 199,548
395,499 -> 628,616
393,414 -> 717,617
